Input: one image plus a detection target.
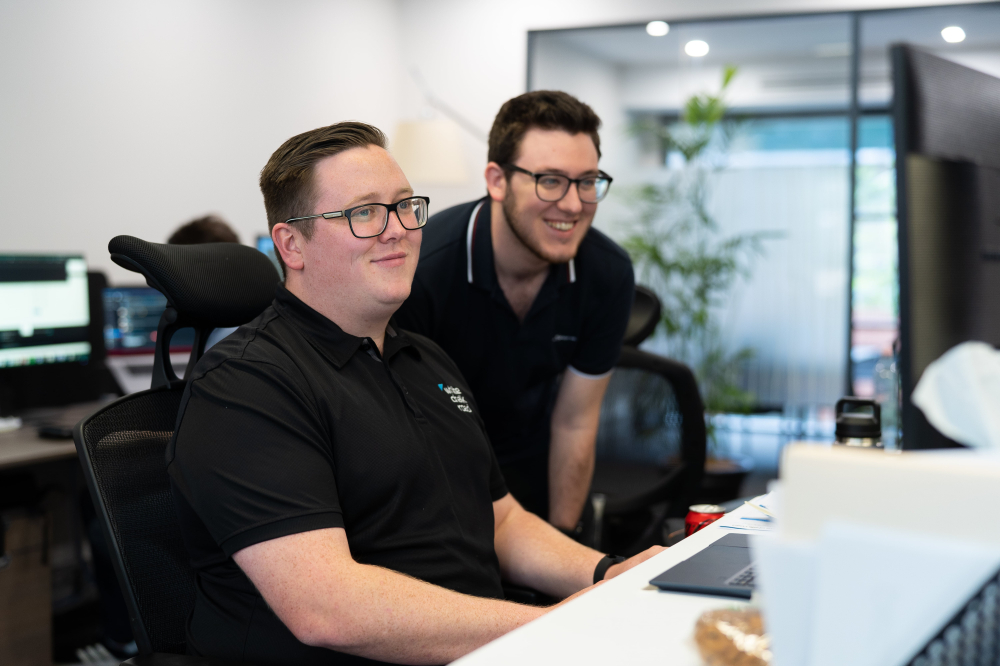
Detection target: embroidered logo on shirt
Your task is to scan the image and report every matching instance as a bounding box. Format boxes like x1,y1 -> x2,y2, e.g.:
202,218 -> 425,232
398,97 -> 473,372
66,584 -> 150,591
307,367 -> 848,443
438,384 -> 473,413
552,334 -> 578,342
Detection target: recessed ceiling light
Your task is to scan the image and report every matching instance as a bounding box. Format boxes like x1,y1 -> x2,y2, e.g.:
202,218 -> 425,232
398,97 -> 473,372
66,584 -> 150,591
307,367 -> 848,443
646,21 -> 669,37
685,40 -> 709,57
941,26 -> 966,43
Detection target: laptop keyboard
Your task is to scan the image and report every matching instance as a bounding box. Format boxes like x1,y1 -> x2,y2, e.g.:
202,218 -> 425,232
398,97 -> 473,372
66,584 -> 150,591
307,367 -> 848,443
726,563 -> 755,588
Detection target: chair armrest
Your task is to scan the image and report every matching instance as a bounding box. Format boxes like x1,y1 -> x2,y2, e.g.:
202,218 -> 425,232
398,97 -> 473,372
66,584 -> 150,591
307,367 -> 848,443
603,463 -> 686,515
122,654 -> 243,666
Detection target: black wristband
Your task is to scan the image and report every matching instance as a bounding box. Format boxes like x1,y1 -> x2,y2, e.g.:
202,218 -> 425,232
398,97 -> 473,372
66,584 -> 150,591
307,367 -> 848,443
593,555 -> 626,584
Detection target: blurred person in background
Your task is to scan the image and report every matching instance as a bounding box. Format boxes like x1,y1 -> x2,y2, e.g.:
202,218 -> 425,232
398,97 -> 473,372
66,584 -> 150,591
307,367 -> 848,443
168,214 -> 241,348
168,214 -> 240,245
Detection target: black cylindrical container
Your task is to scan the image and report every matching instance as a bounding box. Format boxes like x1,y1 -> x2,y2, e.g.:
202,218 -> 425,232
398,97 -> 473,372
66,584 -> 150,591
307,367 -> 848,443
835,397 -> 882,448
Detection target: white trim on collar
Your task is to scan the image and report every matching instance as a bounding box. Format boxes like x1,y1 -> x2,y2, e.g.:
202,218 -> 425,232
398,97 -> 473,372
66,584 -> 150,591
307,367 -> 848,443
466,200 -> 485,284
566,364 -> 612,380
568,258 -> 576,283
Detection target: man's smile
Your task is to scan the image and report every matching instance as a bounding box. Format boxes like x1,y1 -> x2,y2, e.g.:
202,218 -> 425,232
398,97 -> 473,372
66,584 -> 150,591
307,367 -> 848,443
544,219 -> 577,233
372,251 -> 407,266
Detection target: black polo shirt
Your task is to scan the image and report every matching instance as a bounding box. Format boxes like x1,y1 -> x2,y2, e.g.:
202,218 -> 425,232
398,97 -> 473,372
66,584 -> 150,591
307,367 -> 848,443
167,285 -> 507,666
395,198 -> 634,515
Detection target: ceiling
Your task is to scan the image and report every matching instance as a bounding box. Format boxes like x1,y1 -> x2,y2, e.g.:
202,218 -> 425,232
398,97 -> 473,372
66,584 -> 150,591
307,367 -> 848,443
535,3 -> 1000,67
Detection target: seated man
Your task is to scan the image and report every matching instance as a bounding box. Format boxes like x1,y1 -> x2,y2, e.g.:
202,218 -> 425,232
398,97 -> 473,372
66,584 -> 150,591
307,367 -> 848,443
167,121 -> 662,665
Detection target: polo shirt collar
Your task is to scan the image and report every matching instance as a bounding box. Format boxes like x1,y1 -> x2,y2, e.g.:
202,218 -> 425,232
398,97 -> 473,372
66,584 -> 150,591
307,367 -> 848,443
465,197 -> 577,296
273,285 -> 415,368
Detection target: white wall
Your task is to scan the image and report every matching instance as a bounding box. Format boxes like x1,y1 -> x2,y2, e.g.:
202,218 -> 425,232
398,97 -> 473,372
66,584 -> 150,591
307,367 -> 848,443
0,0 -> 401,283
0,0 -> 987,283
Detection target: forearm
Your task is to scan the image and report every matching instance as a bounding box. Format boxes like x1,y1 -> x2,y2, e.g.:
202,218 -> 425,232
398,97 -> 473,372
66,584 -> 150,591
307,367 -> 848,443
305,561 -> 543,664
234,528 -> 544,665
494,498 -> 604,598
547,422 -> 598,530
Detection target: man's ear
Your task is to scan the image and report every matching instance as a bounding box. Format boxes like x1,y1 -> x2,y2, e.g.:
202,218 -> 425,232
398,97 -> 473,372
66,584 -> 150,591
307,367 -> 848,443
484,162 -> 508,203
272,223 -> 305,272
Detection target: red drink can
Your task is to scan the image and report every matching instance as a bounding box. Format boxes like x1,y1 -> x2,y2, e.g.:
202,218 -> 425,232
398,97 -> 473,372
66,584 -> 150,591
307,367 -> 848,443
685,504 -> 726,537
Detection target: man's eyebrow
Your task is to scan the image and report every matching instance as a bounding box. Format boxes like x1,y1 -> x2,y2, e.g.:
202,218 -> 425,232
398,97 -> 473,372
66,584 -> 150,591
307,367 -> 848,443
342,187 -> 414,209
531,167 -> 601,177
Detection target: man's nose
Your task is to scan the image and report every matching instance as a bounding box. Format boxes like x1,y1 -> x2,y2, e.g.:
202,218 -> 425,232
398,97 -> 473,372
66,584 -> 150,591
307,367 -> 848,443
557,182 -> 584,213
379,209 -> 406,241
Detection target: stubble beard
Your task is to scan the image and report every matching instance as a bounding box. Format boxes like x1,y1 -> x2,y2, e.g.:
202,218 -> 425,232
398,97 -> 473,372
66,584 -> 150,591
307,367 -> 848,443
501,190 -> 569,265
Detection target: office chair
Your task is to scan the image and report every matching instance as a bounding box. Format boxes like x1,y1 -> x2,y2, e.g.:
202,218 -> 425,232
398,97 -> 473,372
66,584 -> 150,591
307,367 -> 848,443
74,236 -> 279,665
589,285 -> 707,555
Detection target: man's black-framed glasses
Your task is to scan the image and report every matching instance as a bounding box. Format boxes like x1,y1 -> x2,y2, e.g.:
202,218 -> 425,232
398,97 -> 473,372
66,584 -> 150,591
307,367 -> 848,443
285,196 -> 430,239
505,165 -> 612,204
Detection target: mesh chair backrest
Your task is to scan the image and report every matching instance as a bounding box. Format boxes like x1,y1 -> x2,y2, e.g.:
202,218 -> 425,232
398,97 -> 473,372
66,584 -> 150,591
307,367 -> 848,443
597,367 -> 682,466
595,347 -> 707,509
75,387 -> 192,654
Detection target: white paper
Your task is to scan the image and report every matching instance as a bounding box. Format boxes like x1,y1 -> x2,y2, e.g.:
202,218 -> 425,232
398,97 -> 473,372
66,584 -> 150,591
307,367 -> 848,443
808,521 -> 1000,666
752,535 -> 818,666
717,492 -> 777,532
912,341 -> 1000,449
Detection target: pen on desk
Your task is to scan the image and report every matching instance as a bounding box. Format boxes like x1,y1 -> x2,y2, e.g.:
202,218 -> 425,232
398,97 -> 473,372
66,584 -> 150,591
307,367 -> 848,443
743,500 -> 775,518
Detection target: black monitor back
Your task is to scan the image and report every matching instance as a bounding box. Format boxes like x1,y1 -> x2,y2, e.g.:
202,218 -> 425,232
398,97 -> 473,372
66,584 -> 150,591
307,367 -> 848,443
893,44 -> 1000,449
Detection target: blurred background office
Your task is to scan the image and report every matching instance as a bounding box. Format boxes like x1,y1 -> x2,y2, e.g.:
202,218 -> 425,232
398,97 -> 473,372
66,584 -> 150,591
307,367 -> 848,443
2,0 -> 999,663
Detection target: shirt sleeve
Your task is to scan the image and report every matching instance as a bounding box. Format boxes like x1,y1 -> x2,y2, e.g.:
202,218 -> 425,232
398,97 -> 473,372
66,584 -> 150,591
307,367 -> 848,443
487,434 -> 509,502
569,262 -> 636,377
168,358 -> 343,557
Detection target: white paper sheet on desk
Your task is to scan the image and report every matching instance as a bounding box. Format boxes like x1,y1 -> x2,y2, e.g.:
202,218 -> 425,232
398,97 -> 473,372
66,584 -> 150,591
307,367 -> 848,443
717,514 -> 774,532
757,520 -> 1000,666
717,492 -> 777,532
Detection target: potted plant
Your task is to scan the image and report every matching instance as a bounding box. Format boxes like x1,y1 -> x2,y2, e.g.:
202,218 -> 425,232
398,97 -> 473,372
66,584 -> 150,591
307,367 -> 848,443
621,67 -> 778,503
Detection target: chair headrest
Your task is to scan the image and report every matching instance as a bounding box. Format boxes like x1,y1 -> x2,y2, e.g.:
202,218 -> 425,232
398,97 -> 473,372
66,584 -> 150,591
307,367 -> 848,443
109,235 -> 280,328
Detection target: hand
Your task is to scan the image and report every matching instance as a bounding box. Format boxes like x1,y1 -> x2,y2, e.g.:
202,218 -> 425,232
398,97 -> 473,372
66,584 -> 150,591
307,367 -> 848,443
603,545 -> 667,581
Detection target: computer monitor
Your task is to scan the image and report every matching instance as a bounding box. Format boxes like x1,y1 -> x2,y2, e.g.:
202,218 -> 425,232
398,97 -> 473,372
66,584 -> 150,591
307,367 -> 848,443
256,235 -> 283,278
892,45 -> 1000,449
103,287 -> 194,354
0,255 -> 91,368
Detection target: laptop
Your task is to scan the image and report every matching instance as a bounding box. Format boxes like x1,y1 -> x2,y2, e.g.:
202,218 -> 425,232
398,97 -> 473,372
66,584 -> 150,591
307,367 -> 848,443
649,533 -> 755,599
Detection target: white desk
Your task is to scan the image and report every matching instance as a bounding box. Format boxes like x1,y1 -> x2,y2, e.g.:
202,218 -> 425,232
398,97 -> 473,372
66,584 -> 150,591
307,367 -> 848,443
456,505 -> 763,666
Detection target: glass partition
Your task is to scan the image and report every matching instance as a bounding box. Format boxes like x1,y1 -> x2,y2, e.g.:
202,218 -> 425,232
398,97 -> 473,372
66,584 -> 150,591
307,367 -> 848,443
529,2 -> 1000,469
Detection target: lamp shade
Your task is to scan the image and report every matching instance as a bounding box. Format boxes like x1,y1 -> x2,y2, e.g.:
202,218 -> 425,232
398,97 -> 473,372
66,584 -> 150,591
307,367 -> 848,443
391,118 -> 468,185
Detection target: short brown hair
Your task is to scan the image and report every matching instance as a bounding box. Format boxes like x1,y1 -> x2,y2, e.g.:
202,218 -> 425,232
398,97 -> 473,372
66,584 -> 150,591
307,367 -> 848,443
487,91 -> 601,168
167,214 -> 239,245
259,121 -> 387,268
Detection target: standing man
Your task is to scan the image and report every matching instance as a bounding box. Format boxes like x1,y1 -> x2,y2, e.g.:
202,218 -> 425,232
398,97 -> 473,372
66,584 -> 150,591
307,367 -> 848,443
396,91 -> 634,535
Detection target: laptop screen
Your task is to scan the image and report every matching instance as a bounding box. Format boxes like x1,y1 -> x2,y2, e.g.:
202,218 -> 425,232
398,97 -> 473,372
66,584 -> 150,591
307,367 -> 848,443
103,287 -> 194,354
256,235 -> 283,278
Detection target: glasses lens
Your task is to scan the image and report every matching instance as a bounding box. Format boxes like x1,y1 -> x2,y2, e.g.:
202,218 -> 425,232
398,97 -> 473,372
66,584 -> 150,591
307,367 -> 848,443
580,177 -> 611,203
348,204 -> 388,238
396,197 -> 427,229
535,174 -> 570,202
